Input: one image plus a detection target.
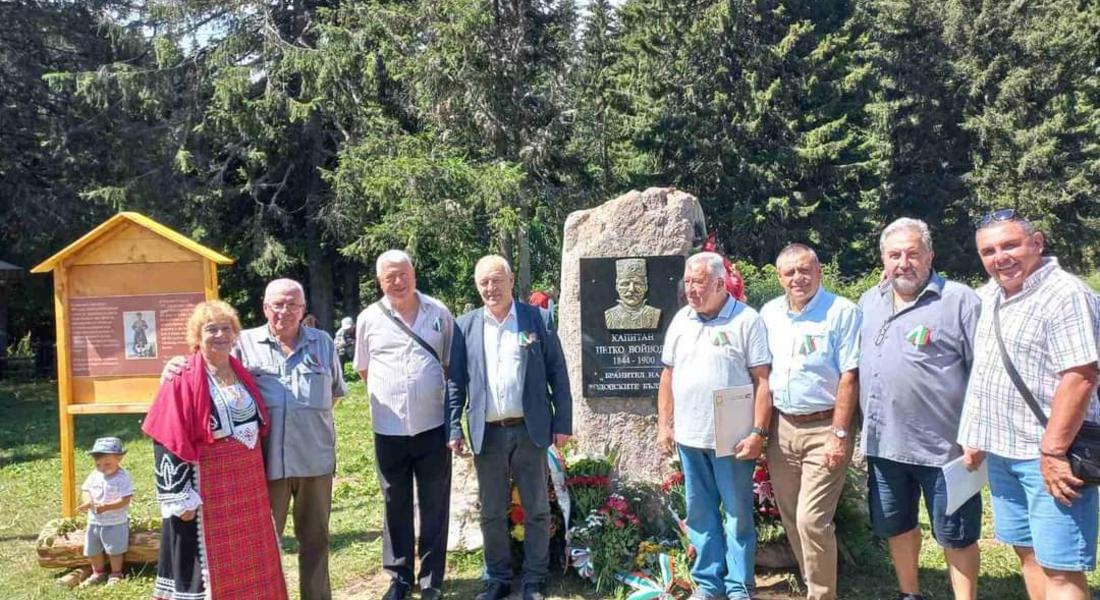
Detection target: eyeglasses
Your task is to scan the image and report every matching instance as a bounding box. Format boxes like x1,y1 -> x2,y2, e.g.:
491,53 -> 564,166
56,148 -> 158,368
202,324 -> 235,335
974,208 -> 1020,229
873,320 -> 890,346
266,302 -> 304,312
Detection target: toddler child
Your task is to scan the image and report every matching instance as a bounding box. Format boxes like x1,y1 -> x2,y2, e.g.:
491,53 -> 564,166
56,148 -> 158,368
77,436 -> 134,587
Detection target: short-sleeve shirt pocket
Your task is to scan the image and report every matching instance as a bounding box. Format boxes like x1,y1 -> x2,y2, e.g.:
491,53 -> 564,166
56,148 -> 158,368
301,365 -> 334,410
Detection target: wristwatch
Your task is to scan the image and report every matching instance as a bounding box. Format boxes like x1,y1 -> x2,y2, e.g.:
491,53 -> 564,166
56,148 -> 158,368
832,427 -> 848,439
750,426 -> 769,441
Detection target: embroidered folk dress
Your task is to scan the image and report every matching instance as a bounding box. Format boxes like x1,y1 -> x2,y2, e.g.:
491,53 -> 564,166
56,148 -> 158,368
143,353 -> 287,600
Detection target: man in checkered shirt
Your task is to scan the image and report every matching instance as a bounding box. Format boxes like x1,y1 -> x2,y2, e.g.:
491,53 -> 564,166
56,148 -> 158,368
959,211 -> 1100,600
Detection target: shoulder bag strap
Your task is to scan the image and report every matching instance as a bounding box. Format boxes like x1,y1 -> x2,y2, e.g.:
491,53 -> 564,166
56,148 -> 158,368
993,298 -> 1049,428
374,301 -> 442,366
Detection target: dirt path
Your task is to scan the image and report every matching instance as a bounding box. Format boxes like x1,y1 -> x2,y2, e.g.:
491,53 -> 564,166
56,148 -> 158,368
336,571 -> 801,599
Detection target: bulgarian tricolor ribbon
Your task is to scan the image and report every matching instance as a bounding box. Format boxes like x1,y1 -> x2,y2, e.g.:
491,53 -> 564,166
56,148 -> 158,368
712,331 -> 732,346
616,553 -> 679,599
546,446 -> 571,538
798,334 -> 817,356
906,325 -> 932,348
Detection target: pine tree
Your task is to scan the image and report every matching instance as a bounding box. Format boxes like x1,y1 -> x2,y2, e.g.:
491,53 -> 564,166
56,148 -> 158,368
943,0 -> 1100,268
616,0 -> 880,268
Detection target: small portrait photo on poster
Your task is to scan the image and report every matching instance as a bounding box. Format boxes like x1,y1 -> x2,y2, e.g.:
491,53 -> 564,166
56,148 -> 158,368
123,310 -> 158,359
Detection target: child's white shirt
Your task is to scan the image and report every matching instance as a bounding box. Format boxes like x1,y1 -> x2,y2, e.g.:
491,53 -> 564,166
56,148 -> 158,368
81,468 -> 133,526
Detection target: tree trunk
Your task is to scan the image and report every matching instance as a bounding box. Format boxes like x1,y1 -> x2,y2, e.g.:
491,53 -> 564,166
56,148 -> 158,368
515,206 -> 531,301
341,259 -> 361,320
305,221 -> 334,332
37,529 -> 159,569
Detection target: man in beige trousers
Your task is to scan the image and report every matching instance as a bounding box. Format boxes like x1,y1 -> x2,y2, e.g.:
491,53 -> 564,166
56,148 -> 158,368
759,244 -> 861,600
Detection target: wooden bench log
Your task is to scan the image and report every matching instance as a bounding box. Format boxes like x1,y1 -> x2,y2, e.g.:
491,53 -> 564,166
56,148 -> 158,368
37,528 -> 159,569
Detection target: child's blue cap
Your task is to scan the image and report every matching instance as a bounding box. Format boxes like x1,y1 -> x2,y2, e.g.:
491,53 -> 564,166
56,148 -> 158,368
87,437 -> 126,456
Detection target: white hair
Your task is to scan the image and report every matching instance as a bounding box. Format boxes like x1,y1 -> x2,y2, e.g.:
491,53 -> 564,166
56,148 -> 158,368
685,252 -> 726,280
375,249 -> 414,277
264,278 -> 305,301
474,254 -> 513,278
880,218 -> 933,254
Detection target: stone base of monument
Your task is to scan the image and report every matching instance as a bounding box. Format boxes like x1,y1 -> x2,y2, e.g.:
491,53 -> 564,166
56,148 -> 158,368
447,452 -> 484,551
756,538 -> 798,570
36,520 -> 159,569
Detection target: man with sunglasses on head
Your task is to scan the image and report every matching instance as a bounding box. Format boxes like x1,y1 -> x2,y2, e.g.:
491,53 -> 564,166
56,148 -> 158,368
959,210 -> 1100,600
858,218 -> 982,600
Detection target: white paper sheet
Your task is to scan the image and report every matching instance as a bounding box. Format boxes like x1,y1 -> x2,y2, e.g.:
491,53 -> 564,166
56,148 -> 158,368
942,454 -> 989,515
713,385 -> 755,457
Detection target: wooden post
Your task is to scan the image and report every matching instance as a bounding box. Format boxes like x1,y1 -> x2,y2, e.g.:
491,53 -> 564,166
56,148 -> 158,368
203,260 -> 219,301
53,263 -> 76,517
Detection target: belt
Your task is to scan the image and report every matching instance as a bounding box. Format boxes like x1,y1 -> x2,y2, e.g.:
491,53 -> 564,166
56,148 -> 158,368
778,408 -> 834,424
487,417 -> 525,428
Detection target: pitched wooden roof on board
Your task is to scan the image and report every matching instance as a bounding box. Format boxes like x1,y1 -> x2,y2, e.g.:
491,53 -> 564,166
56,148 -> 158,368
31,212 -> 233,273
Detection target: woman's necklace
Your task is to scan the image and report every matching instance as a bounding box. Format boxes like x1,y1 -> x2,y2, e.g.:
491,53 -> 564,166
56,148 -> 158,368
205,363 -> 237,388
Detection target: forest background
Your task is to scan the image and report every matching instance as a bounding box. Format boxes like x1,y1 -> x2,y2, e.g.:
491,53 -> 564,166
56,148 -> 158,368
3,0 -> 1099,340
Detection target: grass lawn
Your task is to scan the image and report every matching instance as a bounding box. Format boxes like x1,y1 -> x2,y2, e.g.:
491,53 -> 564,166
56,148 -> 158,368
0,379 -> 1088,598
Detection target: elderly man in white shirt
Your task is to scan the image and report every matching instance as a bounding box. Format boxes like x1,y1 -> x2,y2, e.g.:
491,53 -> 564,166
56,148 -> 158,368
658,251 -> 773,600
355,250 -> 455,600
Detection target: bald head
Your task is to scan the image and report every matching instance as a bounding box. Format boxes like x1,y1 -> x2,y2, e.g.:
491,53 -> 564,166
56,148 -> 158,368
262,278 -> 306,340
264,278 -> 306,303
474,254 -> 513,279
474,255 -> 515,319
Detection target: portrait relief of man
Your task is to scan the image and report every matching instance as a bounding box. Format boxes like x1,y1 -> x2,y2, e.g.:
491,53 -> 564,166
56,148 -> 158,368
604,258 -> 661,330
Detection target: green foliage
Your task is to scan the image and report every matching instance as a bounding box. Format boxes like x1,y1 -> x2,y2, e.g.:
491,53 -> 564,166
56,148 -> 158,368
4,0 -> 1099,347
341,360 -> 360,383
5,333 -> 33,359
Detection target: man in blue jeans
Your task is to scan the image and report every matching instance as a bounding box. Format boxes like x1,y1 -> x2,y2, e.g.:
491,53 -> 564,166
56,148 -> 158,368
959,212 -> 1100,600
658,251 -> 772,600
858,218 -> 982,600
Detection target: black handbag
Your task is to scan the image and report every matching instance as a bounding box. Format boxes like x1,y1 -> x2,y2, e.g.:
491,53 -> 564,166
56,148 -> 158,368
993,299 -> 1100,487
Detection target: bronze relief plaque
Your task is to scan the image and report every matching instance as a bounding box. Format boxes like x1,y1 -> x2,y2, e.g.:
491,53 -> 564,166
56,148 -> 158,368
579,255 -> 685,398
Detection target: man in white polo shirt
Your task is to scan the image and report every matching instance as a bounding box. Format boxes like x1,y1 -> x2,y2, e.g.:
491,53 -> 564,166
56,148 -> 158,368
658,251 -> 773,600
355,250 -> 455,600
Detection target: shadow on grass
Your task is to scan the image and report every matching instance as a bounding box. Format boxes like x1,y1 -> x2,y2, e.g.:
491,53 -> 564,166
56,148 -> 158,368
441,573 -> 606,599
330,528 -> 381,551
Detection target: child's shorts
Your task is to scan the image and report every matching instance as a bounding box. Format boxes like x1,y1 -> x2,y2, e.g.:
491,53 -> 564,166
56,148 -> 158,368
84,523 -> 129,557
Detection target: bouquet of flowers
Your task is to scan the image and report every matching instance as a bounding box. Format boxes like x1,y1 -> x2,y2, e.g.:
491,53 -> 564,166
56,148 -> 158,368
752,459 -> 785,543
569,493 -> 643,591
565,453 -> 614,523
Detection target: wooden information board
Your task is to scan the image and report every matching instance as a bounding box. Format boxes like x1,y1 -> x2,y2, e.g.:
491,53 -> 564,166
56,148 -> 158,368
31,212 -> 233,516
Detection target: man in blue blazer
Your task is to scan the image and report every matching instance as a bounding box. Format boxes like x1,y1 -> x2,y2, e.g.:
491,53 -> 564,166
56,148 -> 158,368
447,255 -> 572,600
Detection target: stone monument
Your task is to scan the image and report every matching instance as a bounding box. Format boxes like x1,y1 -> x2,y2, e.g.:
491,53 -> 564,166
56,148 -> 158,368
560,187 -> 706,482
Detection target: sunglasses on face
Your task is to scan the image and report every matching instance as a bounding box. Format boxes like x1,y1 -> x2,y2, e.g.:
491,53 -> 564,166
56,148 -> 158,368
974,208 -> 1021,230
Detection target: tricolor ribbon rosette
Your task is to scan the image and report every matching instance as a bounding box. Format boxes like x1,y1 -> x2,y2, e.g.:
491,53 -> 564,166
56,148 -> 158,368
906,325 -> 932,348
798,334 -> 817,356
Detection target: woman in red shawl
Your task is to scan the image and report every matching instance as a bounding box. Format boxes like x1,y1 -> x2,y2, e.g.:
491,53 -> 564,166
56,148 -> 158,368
143,300 -> 287,599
